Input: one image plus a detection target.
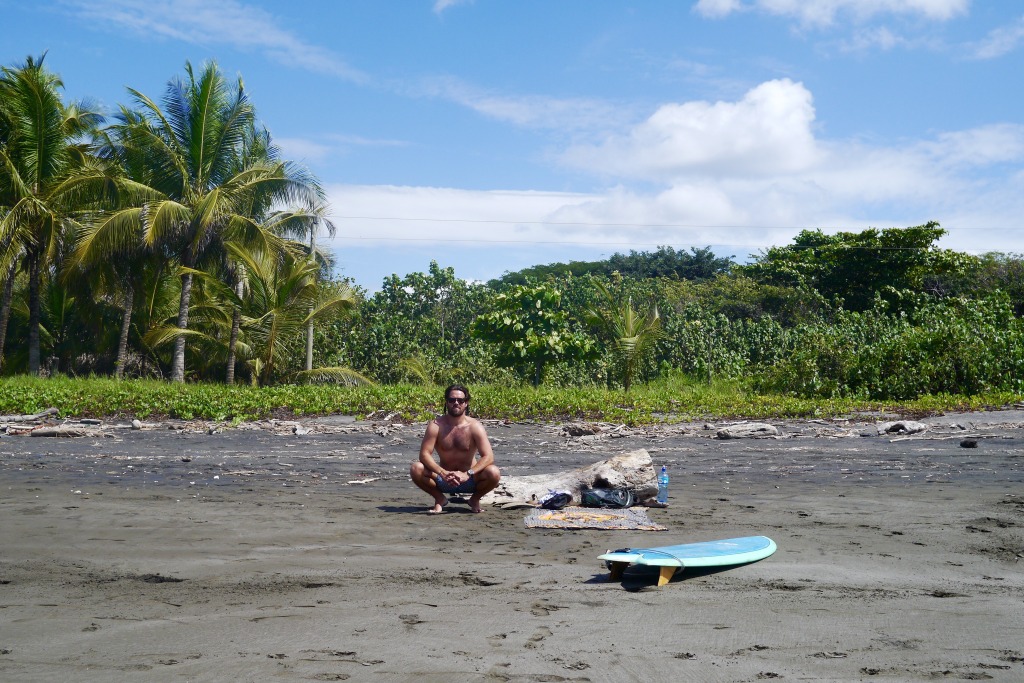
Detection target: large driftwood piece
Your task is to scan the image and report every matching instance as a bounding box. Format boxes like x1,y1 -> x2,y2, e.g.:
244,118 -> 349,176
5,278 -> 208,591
717,422 -> 778,439
482,448 -> 659,507
0,407 -> 59,424
876,420 -> 927,436
29,426 -> 104,438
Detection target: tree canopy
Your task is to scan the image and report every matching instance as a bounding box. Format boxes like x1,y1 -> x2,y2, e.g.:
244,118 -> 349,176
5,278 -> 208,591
490,246 -> 733,287
741,222 -> 973,311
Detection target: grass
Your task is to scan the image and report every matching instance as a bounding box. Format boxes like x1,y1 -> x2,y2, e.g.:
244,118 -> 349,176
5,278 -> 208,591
0,375 -> 1020,424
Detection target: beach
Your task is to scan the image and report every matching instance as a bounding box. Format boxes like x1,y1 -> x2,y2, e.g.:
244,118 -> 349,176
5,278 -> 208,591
1,412 -> 1022,682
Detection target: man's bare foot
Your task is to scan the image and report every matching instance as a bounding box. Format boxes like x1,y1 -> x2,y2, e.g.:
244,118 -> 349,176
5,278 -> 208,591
469,497 -> 484,513
428,497 -> 448,514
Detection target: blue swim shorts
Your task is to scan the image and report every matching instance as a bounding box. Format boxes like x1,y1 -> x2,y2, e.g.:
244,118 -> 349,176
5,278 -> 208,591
436,473 -> 476,494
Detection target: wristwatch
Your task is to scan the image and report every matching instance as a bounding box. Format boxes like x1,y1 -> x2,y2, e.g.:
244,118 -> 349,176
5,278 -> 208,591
467,468 -> 475,477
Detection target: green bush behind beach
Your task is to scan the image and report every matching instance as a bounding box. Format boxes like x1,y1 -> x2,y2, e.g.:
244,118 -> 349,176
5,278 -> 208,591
1,375 -> 1019,425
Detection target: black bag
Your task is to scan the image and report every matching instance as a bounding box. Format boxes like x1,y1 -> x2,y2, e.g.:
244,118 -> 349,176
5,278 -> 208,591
580,487 -> 634,509
539,490 -> 573,510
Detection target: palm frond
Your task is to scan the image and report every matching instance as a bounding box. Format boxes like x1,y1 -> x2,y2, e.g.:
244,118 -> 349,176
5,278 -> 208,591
142,322 -> 215,349
294,366 -> 374,386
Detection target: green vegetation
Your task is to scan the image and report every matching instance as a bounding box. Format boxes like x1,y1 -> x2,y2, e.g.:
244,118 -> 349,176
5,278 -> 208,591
4,55 -> 1024,420
584,280 -> 664,393
489,246 -> 733,286
471,282 -> 594,386
1,375 -> 1017,424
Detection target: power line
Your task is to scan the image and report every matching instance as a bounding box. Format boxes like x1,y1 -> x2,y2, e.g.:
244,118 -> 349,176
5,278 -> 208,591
332,214 -> 1020,231
330,234 -> 999,253
337,215 -> 831,231
335,235 -> 745,247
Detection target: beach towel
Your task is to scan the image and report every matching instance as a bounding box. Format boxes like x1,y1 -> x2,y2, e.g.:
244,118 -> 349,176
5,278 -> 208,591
524,506 -> 666,531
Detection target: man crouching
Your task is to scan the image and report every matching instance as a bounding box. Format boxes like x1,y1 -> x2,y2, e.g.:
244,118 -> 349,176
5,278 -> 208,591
410,383 -> 500,514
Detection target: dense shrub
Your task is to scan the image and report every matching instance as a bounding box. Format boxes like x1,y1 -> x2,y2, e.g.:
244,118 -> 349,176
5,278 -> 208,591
754,294 -> 1024,399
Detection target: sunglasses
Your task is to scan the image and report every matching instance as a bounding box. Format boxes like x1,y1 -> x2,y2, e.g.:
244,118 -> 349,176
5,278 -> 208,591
446,397 -> 468,404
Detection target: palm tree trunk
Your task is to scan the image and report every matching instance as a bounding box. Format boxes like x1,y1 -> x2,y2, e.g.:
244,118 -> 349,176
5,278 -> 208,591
305,230 -> 316,372
28,255 -> 41,376
0,264 -> 16,372
115,283 -> 134,380
170,267 -> 193,384
305,317 -> 314,371
226,277 -> 244,385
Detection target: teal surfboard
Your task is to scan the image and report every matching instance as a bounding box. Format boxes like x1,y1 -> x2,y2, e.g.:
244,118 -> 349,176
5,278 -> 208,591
598,535 -> 777,587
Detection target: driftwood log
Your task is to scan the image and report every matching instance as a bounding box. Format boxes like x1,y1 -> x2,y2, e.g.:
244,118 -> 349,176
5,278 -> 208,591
482,448 -> 659,507
28,425 -> 107,438
717,422 -> 779,439
877,420 -> 927,436
0,407 -> 59,424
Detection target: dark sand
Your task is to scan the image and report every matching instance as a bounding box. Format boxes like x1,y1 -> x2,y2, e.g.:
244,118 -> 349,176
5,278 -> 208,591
1,411 -> 1022,681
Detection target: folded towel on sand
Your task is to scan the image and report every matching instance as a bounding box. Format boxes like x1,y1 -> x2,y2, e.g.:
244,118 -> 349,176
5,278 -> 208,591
525,506 -> 667,531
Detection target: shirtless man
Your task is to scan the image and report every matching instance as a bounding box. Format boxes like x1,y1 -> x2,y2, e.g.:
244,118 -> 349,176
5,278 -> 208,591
409,384 -> 501,514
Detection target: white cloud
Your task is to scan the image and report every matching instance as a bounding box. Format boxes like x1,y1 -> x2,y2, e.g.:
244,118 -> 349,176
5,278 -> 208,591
417,76 -> 631,132
840,26 -> 908,52
561,79 -> 820,180
61,0 -> 367,82
923,124 -> 1024,167
692,0 -> 745,19
325,82 -> 1024,264
324,185 -> 602,246
694,0 -> 969,26
970,16 -> 1024,59
274,137 -> 335,164
276,134 -> 411,164
433,0 -> 473,15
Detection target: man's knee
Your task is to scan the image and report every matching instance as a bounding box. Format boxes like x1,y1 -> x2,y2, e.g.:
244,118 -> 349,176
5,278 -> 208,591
479,464 -> 500,482
410,461 -> 426,479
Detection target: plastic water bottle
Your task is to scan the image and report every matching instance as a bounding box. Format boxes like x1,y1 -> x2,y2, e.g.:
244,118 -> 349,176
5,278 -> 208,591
657,465 -> 669,505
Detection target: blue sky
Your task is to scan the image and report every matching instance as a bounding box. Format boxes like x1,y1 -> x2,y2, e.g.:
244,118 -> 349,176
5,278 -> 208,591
5,0 -> 1024,290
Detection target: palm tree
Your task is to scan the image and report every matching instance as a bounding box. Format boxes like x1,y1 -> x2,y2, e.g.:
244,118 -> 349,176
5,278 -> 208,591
109,60 -> 314,382
0,54 -> 103,374
0,75 -> 15,372
217,125 -> 333,384
586,281 -> 664,392
229,243 -> 365,386
69,111 -> 169,379
226,205 -> 334,383
68,223 -> 166,378
0,263 -> 16,371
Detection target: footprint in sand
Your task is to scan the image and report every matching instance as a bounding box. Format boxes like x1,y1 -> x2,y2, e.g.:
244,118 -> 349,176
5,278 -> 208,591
525,626 -> 552,649
529,599 -> 566,616
399,614 -> 424,626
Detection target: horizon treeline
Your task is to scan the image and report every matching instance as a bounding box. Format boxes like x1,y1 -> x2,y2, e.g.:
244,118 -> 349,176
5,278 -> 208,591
3,54 -> 1024,400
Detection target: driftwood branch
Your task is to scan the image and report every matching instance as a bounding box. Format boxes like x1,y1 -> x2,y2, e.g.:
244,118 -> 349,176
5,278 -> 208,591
482,448 -> 659,507
0,408 -> 117,438
29,426 -> 108,438
0,407 -> 59,423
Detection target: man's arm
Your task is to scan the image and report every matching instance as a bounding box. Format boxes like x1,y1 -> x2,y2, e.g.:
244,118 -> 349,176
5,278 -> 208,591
467,421 -> 495,474
418,421 -> 444,477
